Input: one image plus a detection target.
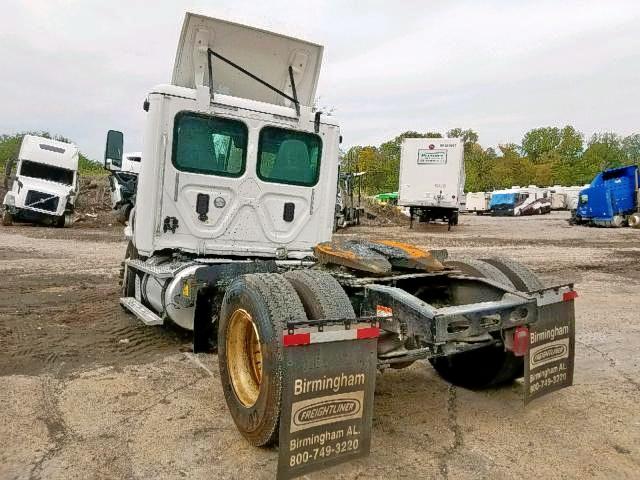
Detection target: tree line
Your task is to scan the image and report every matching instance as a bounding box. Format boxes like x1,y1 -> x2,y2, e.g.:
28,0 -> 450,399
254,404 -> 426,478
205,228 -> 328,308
342,126 -> 640,194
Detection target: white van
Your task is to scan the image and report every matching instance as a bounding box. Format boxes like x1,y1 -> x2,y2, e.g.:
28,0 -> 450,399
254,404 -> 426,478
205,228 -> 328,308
2,135 -> 79,227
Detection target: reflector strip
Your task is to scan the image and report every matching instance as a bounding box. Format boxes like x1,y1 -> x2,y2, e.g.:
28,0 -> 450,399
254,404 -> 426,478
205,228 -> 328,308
357,327 -> 381,339
283,325 -> 380,346
536,288 -> 577,306
283,332 -> 310,347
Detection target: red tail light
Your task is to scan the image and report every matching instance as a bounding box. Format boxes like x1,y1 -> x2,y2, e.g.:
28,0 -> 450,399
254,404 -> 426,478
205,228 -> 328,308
512,325 -> 529,357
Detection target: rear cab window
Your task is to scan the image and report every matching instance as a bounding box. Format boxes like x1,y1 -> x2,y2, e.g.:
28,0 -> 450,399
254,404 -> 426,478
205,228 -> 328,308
257,126 -> 322,186
172,111 -> 248,177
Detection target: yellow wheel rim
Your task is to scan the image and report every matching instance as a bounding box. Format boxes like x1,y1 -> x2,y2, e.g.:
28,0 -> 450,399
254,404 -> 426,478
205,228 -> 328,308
226,308 -> 263,407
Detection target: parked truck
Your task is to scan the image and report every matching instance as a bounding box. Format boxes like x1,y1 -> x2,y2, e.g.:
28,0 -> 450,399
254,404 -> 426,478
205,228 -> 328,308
111,12 -> 577,455
104,148 -> 141,224
490,187 -> 551,216
465,191 -> 491,215
398,138 -> 465,229
2,135 -> 79,227
572,165 -> 640,227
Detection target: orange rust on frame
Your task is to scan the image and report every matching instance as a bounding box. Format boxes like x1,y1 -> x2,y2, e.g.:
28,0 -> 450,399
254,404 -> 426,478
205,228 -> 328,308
314,242 -> 357,260
314,241 -> 392,274
378,240 -> 432,258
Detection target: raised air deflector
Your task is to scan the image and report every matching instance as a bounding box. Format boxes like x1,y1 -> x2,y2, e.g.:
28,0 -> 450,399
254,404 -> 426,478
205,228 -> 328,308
172,12 -> 323,107
314,240 -> 446,274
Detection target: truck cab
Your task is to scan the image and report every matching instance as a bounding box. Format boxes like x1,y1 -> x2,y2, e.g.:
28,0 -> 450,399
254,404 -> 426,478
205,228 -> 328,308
574,165 -> 639,227
105,150 -> 141,224
2,135 -> 79,227
106,13 -> 339,259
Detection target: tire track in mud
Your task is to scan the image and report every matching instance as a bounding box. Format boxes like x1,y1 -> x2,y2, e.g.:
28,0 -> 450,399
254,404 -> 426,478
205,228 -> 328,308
576,340 -> 640,393
0,269 -> 190,377
437,385 -> 463,479
27,376 -> 77,480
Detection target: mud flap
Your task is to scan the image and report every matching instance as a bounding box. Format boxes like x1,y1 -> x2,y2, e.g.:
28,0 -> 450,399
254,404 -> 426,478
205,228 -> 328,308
524,289 -> 577,404
277,321 -> 379,480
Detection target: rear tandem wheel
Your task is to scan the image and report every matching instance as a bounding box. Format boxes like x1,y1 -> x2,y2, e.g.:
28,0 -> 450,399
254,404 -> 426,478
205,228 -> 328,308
430,258 -> 542,389
283,269 -> 356,321
218,273 -> 306,447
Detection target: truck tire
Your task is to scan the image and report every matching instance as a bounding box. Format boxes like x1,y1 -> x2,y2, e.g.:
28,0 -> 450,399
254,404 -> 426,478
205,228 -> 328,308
629,213 -> 640,229
431,258 -> 523,389
283,270 -> 355,320
2,209 -> 13,226
430,343 -> 524,389
56,212 -> 73,228
480,257 -> 543,292
444,259 -> 514,288
218,273 -> 306,447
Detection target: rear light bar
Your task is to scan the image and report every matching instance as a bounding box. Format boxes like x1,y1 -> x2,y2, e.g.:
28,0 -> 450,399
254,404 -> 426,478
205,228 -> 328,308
283,325 -> 380,347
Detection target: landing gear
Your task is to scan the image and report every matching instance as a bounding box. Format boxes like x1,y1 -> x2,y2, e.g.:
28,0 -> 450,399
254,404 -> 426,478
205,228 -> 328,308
409,206 -> 459,230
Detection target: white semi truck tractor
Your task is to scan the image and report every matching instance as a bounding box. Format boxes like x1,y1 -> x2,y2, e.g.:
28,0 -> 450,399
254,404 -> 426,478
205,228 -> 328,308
104,148 -> 141,224
111,13 -> 577,449
2,135 -> 79,227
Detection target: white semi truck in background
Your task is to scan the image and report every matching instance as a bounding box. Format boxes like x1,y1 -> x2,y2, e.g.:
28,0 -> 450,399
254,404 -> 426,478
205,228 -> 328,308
465,191 -> 492,215
398,138 -> 465,229
107,12 -> 577,459
2,135 -> 79,227
104,149 -> 141,224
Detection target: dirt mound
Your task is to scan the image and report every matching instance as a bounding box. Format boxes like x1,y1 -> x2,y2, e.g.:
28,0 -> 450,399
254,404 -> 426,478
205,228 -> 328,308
74,175 -> 116,228
360,197 -> 409,226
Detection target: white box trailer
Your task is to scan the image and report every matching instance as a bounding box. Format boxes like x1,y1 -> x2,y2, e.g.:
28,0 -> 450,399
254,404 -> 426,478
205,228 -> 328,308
2,135 -> 79,227
465,191 -> 491,215
398,138 -> 465,229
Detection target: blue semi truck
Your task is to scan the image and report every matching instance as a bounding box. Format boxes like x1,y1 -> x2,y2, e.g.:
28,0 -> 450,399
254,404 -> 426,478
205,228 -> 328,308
572,165 -> 640,228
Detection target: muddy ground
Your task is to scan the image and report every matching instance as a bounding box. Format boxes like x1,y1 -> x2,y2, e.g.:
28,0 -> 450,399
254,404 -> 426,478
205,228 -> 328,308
0,212 -> 638,479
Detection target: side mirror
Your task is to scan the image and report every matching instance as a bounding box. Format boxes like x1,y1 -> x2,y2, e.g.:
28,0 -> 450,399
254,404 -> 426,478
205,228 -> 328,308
104,130 -> 124,171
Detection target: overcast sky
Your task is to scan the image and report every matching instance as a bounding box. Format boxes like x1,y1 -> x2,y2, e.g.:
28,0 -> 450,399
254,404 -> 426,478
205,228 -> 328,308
2,0 -> 639,159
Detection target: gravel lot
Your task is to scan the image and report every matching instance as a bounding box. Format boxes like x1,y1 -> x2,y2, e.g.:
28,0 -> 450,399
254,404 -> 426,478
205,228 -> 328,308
1,211 -> 639,479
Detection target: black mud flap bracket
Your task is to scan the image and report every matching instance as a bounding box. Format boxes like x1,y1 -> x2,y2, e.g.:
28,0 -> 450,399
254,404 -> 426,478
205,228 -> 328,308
277,319 -> 379,479
192,260 -> 278,352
